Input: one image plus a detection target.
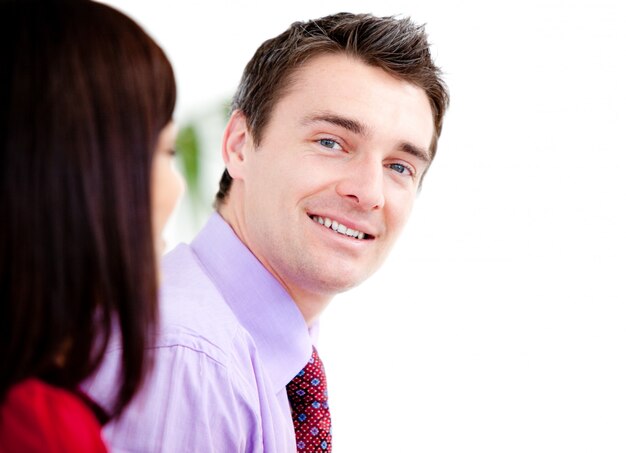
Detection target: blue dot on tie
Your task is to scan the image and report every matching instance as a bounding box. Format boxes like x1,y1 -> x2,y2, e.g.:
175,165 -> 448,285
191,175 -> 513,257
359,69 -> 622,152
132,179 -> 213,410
298,413 -> 307,422
311,378 -> 320,386
321,441 -> 328,449
312,401 -> 321,408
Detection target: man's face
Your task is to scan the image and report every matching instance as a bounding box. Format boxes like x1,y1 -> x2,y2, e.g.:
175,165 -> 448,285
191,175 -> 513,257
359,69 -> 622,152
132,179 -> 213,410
229,53 -> 434,303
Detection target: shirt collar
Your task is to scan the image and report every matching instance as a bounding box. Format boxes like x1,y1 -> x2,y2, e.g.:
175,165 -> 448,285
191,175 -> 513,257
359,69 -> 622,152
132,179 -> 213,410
191,212 -> 313,392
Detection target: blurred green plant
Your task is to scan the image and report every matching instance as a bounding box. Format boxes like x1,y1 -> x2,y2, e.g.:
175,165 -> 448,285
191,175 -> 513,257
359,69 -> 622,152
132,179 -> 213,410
175,123 -> 203,208
173,99 -> 231,226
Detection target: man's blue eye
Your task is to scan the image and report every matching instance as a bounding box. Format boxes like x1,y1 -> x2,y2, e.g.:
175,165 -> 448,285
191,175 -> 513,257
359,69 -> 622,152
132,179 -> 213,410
319,139 -> 339,149
389,163 -> 411,175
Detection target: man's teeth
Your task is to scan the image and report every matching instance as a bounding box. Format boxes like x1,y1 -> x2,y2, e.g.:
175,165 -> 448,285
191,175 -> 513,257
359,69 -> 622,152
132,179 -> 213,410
311,215 -> 366,240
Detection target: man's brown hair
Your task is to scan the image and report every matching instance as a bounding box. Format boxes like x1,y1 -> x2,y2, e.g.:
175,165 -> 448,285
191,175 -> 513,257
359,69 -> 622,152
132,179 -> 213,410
215,12 -> 449,207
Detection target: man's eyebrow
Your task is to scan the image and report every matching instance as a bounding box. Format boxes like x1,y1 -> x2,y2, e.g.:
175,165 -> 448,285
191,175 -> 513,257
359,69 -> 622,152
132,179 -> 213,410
400,142 -> 431,164
301,112 -> 369,137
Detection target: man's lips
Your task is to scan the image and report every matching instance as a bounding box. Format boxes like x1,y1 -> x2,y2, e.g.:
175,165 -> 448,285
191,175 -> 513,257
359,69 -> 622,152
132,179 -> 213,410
308,215 -> 374,240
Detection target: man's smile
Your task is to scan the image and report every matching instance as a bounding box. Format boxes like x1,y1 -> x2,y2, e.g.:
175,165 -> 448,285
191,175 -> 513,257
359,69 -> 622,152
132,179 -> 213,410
308,214 -> 373,240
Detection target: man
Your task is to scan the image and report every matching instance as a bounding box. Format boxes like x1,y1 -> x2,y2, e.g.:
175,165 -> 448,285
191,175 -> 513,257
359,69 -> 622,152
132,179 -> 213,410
87,12 -> 449,452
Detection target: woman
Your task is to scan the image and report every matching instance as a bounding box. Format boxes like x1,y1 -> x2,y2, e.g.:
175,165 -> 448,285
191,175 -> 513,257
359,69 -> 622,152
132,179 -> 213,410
0,0 -> 184,451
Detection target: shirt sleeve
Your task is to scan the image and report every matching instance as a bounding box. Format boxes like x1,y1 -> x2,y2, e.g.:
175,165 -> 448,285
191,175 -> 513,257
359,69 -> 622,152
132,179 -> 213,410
86,337 -> 265,453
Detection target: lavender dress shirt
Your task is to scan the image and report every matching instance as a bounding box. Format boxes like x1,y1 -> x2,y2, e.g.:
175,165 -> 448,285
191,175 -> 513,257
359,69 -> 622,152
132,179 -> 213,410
85,213 -> 315,452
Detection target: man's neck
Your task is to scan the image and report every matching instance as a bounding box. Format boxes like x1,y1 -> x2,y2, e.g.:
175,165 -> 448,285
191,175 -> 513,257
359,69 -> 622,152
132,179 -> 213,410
288,287 -> 333,327
218,205 -> 332,326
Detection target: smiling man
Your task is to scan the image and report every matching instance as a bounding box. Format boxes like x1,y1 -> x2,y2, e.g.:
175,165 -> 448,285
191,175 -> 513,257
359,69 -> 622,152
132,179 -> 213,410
87,12 -> 448,453
221,52 -> 436,325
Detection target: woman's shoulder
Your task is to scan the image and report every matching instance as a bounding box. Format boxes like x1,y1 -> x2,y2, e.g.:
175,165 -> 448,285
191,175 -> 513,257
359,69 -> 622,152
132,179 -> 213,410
0,378 -> 108,453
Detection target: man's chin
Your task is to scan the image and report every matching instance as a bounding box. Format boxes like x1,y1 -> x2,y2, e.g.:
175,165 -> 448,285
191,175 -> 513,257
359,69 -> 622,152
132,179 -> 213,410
308,268 -> 374,296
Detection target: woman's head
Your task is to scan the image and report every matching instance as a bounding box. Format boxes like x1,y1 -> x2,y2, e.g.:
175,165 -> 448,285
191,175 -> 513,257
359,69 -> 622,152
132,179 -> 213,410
0,0 -> 178,417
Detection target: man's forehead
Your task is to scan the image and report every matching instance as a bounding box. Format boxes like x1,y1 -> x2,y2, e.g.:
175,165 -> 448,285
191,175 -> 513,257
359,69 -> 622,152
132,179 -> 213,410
262,53 -> 435,153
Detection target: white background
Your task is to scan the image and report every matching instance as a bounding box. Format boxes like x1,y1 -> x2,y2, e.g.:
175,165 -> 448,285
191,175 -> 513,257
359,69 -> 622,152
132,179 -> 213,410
103,1 -> 626,451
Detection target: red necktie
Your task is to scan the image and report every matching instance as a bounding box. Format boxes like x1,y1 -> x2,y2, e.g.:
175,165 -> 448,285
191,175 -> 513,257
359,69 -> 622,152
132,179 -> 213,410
287,347 -> 332,452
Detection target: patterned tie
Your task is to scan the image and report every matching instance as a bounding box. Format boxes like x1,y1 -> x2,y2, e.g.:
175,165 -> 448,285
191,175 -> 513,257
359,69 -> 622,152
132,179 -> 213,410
287,347 -> 332,452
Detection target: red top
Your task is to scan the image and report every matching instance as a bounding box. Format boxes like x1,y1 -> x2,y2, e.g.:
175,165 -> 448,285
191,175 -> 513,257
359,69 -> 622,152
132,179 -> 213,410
0,378 -> 108,453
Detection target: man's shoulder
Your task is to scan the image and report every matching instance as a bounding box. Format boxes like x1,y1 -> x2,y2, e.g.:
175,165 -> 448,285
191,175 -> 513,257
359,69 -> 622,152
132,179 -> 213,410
155,243 -> 250,367
161,241 -> 218,295
86,243 -> 261,418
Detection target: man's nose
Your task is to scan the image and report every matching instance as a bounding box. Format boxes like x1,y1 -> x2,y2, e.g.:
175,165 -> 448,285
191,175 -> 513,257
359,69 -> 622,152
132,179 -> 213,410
335,154 -> 385,210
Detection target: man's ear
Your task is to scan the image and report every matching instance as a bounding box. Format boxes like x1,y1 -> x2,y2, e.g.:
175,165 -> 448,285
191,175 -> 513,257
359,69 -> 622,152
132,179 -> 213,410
222,110 -> 251,180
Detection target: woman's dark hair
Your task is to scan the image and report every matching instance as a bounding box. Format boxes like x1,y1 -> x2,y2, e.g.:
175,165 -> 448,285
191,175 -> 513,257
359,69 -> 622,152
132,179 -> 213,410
0,0 -> 176,418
